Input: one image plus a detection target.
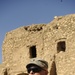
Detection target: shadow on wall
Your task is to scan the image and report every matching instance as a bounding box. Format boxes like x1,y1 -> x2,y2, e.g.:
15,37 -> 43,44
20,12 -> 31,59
17,73 -> 28,75
50,61 -> 57,75
4,69 -> 8,75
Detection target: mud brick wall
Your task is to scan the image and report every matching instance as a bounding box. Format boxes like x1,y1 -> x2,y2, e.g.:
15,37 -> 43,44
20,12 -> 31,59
0,14 -> 75,75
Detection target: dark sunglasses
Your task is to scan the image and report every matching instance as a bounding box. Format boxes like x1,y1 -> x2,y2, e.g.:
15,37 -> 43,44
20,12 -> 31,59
27,66 -> 42,73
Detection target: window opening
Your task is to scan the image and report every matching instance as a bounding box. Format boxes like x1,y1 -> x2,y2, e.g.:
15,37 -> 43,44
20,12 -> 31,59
57,41 -> 66,53
29,46 -> 36,58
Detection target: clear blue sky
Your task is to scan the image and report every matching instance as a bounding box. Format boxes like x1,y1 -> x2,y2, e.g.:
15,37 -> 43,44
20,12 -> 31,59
0,0 -> 75,63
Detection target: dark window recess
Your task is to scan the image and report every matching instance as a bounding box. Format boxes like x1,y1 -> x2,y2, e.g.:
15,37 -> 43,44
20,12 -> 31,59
57,41 -> 66,53
29,46 -> 36,58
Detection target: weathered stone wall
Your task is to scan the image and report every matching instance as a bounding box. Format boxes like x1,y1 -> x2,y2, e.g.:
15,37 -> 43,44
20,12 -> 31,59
0,14 -> 75,75
44,14 -> 75,75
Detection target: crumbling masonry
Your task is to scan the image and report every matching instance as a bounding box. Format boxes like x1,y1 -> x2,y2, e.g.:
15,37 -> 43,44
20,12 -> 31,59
0,14 -> 75,75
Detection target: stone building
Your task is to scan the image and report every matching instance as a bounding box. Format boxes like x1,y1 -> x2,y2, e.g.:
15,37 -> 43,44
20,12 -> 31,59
0,14 -> 75,75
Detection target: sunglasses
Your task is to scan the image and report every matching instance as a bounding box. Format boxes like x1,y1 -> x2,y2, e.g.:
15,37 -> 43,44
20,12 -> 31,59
27,66 -> 42,73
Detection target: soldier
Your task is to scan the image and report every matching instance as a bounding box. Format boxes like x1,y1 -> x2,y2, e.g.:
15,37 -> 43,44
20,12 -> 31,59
26,58 -> 48,75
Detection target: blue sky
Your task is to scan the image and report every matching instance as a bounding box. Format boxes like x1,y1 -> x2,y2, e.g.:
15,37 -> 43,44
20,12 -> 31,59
0,0 -> 75,63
